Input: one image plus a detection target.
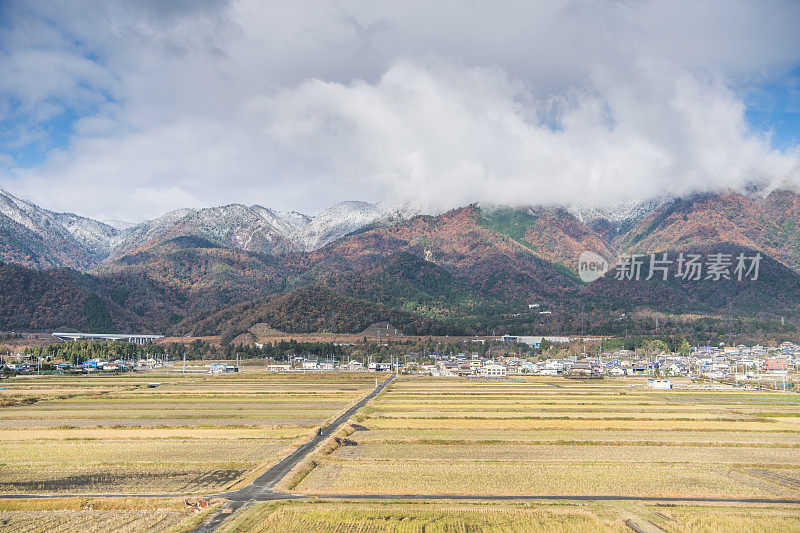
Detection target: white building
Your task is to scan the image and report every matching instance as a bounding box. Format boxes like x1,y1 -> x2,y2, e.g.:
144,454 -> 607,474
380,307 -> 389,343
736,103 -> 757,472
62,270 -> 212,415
648,379 -> 673,389
481,363 -> 507,377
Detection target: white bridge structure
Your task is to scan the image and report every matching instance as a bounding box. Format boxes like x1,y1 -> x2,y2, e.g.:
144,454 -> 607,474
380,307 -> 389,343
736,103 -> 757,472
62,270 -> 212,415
52,332 -> 164,345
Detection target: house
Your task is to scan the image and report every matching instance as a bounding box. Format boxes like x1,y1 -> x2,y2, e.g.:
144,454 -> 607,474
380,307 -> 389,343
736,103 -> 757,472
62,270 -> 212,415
347,360 -> 364,371
420,364 -> 438,374
663,363 -> 689,376
480,363 -> 507,377
266,364 -> 291,372
566,362 -> 604,378
543,360 -> 564,372
626,364 -> 650,376
764,357 -> 788,372
504,358 -> 521,373
568,362 -> 593,376
211,364 -> 238,373
302,361 -> 319,370
648,379 -> 672,389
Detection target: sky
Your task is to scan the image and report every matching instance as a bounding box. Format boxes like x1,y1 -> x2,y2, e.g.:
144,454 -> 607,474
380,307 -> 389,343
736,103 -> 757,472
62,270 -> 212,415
0,0 -> 799,222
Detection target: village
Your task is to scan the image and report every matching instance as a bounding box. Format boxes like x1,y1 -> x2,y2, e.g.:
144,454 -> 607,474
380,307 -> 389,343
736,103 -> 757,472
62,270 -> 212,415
2,332 -> 798,392
265,336 -> 800,391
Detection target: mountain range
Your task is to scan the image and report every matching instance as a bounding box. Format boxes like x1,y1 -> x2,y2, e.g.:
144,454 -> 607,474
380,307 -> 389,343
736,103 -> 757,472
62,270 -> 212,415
1,187 -> 800,341
0,188 -> 401,270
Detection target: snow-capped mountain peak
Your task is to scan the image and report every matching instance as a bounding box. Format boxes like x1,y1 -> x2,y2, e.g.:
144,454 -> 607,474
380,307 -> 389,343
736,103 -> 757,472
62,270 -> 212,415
0,188 -> 120,268
250,205 -> 311,239
292,201 -> 385,251
567,197 -> 671,225
0,188 -> 408,269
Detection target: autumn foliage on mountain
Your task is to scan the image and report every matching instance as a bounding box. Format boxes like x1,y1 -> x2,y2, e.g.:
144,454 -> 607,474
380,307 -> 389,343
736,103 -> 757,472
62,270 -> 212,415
2,190 -> 800,338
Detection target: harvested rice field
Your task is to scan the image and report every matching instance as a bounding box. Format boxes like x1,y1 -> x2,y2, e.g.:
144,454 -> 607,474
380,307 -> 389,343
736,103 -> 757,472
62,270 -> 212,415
0,497 -> 217,532
220,501 -> 630,533
218,500 -> 800,533
0,371 -> 379,495
292,376 -> 800,500
5,373 -> 800,532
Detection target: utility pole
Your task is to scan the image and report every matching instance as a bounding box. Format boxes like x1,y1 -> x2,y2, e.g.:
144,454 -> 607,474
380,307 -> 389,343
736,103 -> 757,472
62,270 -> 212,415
182,352 -> 185,375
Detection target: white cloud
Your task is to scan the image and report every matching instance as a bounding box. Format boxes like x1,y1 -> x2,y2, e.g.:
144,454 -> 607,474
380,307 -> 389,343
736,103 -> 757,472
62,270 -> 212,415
253,59 -> 800,213
0,0 -> 799,220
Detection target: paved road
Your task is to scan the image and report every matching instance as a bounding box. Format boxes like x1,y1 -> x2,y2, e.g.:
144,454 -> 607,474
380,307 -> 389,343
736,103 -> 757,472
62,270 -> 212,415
219,372 -> 395,502
3,490 -> 797,507
192,373 -> 397,532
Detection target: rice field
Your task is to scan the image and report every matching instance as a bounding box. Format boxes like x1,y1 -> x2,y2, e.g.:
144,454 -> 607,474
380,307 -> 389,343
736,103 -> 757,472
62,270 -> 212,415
0,371 -> 378,495
218,500 -> 800,533
293,376 -> 800,500
0,497 -> 214,532
5,372 -> 800,531
220,501 -> 630,533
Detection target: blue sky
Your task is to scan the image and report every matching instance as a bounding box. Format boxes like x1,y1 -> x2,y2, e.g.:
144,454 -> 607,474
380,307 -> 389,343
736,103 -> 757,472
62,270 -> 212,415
745,71 -> 800,150
1,0 -> 799,221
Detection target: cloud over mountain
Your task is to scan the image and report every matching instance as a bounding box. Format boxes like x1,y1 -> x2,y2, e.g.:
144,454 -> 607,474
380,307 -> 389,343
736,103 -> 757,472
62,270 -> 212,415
258,59 -> 800,213
1,0 -> 799,220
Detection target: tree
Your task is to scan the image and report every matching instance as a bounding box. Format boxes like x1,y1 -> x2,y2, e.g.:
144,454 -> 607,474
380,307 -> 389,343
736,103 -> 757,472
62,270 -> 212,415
677,338 -> 691,355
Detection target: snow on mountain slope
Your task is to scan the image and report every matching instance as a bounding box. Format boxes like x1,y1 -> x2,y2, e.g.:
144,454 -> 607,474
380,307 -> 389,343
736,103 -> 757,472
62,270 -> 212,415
250,205 -> 311,239
0,188 -> 119,269
568,197 -> 669,225
112,205 -> 296,258
113,202 -> 390,257
51,212 -> 120,258
101,219 -> 136,231
567,197 -> 670,242
5,184 -> 718,272
291,201 -> 389,251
